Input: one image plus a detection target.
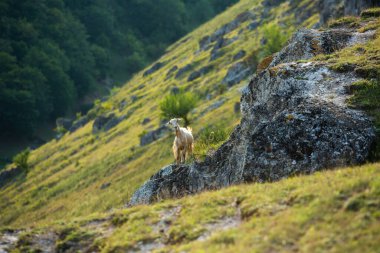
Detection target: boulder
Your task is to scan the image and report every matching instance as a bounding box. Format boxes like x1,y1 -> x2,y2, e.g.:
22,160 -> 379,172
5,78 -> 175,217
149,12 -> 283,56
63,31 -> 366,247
198,35 -> 212,52
142,118 -> 151,125
140,126 -> 170,146
187,71 -> 201,82
143,62 -> 164,77
268,28 -> 368,68
233,50 -> 246,61
247,21 -> 260,30
0,167 -> 22,188
130,27 -> 376,206
92,113 -> 125,133
175,64 -> 192,79
210,36 -> 238,61
118,99 -> 127,111
188,66 -> 213,82
166,65 -> 178,78
222,61 -> 252,87
100,182 -> 111,190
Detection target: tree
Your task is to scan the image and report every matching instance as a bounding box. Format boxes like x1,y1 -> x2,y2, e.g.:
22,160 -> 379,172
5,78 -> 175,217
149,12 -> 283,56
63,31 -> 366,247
160,91 -> 198,126
261,23 -> 288,57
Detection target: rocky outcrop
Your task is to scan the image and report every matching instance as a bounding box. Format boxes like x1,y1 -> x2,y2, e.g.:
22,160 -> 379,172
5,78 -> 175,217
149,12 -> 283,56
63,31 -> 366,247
222,61 -> 252,87
92,113 -> 125,134
140,126 -> 170,146
69,116 -> 90,133
0,167 -> 22,188
143,62 -> 164,77
188,66 -> 213,82
130,25 -> 376,206
175,64 -> 192,79
233,50 -> 246,61
269,28 -> 375,68
319,0 -> 380,24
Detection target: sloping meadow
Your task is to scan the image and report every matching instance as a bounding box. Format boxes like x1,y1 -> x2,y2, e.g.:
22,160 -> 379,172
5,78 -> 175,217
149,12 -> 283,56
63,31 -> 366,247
1,0 -> 321,227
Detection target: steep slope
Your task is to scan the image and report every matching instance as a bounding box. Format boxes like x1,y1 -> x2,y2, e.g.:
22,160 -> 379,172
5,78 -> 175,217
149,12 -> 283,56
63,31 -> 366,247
0,4 -> 379,253
130,11 -> 380,205
1,163 -> 379,252
0,0 -> 322,227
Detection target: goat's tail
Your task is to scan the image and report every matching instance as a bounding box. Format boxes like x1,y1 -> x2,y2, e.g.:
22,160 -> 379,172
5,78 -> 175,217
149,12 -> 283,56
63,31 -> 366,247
187,126 -> 192,133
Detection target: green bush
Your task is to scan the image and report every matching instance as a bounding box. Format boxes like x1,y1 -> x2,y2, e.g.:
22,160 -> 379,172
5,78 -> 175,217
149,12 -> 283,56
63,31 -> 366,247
160,90 -> 198,126
261,23 -> 288,57
194,125 -> 230,160
13,148 -> 31,170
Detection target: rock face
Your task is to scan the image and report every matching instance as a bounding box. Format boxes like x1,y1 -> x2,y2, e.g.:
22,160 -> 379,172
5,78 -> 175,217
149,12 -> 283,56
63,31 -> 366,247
92,113 -> 125,134
130,23 -> 376,206
319,0 -> 380,24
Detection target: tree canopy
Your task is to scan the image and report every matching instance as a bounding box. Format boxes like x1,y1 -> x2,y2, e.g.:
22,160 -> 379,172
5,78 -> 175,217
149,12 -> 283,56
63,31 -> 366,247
0,0 -> 237,138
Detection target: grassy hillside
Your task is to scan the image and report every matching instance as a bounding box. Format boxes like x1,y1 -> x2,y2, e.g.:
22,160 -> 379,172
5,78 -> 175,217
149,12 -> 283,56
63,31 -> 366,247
0,0 -> 321,227
3,163 -> 380,252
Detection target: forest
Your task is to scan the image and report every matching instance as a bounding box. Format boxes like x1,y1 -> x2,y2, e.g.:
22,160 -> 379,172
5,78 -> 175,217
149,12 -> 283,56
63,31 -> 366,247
0,0 -> 237,138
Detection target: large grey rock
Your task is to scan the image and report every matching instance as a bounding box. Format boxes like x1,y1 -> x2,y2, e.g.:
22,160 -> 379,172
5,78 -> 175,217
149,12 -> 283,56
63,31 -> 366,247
130,27 -> 376,206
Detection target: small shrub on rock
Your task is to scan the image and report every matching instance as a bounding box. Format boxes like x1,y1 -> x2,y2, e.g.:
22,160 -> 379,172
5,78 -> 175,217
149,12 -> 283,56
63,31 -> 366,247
160,90 -> 198,126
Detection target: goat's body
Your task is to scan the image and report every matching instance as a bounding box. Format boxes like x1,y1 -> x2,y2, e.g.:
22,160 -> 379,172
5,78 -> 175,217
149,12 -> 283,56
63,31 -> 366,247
172,126 -> 194,165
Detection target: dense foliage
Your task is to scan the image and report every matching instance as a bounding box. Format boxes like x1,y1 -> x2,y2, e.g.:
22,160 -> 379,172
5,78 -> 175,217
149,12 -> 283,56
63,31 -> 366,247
0,0 -> 237,138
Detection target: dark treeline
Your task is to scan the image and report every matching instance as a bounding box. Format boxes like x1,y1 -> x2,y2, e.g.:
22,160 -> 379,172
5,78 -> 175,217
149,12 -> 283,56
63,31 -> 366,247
0,0 -> 237,138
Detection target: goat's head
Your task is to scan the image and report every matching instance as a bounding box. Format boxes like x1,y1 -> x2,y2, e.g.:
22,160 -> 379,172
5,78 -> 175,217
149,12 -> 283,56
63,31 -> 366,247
166,118 -> 181,129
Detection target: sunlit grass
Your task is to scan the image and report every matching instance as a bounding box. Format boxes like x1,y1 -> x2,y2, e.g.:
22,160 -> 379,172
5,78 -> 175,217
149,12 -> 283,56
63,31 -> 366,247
0,0 -> 320,227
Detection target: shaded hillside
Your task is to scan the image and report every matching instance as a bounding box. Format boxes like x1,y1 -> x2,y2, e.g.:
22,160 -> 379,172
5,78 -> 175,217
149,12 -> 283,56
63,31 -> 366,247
0,0 -> 322,227
0,0 -> 237,148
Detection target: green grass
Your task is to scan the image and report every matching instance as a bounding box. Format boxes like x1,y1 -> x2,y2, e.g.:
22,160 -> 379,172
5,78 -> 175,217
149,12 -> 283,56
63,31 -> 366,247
0,0 -> 317,228
7,163 -> 380,252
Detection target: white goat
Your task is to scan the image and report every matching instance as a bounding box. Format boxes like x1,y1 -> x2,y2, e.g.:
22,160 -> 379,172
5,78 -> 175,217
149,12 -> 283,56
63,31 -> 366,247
166,118 -> 194,165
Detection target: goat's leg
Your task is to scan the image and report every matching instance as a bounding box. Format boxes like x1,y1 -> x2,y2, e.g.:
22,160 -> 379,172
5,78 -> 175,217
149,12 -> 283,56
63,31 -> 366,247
181,150 -> 186,164
186,143 -> 193,160
173,145 -> 179,165
177,148 -> 181,166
